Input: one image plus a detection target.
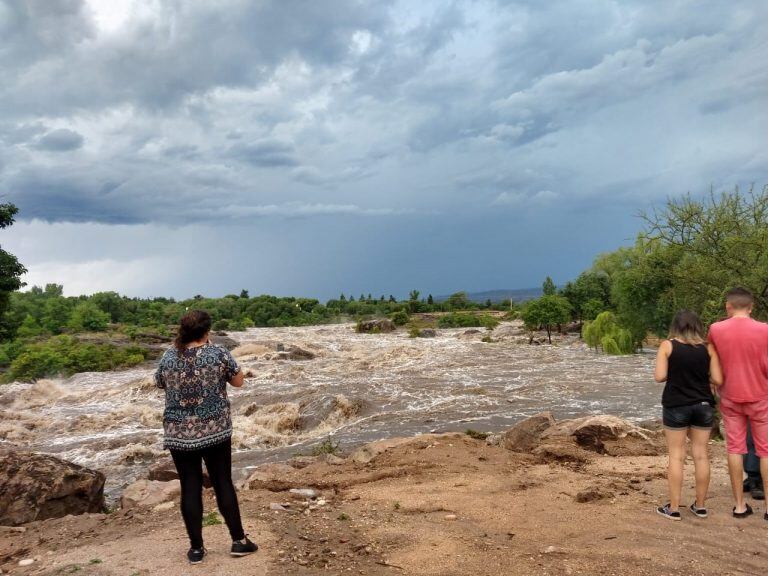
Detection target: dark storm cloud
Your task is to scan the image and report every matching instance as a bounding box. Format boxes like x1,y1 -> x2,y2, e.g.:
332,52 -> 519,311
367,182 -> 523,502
1,0 -> 767,297
32,128 -> 84,151
227,141 -> 299,168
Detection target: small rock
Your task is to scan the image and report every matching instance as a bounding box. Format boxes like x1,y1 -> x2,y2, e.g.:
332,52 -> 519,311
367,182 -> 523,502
543,546 -> 558,554
18,559 -> 35,567
317,499 -> 327,506
444,514 -> 457,521
270,503 -> 288,511
289,488 -> 319,499
152,501 -> 175,513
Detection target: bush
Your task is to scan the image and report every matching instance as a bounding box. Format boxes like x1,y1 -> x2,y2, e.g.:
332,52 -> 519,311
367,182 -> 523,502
438,313 -> 499,329
4,336 -> 152,382
68,302 -> 110,332
389,310 -> 410,326
465,429 -> 489,440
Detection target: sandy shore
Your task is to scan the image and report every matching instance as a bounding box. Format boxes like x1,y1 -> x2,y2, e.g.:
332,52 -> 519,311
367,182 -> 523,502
1,429 -> 767,576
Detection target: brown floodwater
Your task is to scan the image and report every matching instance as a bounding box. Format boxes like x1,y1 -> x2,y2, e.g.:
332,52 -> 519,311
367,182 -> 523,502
0,322 -> 660,497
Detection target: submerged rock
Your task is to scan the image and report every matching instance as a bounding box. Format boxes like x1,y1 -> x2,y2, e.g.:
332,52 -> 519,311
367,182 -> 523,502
0,450 -> 105,526
356,319 -> 396,334
209,333 -> 238,350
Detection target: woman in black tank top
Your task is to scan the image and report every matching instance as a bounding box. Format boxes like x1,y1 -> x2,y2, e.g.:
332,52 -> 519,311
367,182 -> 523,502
653,310 -> 723,520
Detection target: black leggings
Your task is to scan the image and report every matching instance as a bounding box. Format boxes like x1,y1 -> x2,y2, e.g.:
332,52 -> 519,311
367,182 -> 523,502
170,439 -> 245,548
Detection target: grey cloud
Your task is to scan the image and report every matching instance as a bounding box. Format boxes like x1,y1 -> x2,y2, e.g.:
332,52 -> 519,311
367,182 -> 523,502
0,0 -> 766,298
227,141 -> 299,168
32,128 -> 84,151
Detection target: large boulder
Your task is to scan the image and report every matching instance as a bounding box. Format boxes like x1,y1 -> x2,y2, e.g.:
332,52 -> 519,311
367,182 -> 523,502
0,450 -> 105,526
541,415 -> 661,456
498,412 -> 556,452
210,333 -> 239,350
121,479 -> 181,509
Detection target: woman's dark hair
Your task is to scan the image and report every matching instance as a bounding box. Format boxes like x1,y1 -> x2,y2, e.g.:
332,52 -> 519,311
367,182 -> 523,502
668,309 -> 705,343
175,309 -> 212,353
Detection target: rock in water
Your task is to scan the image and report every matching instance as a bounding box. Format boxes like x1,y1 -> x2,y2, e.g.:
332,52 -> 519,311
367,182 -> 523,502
0,450 -> 105,526
209,333 -> 238,350
356,319 -> 396,333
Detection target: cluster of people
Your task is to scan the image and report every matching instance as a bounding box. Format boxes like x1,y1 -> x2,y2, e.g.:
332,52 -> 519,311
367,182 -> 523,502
153,289 -> 768,565
655,287 -> 768,520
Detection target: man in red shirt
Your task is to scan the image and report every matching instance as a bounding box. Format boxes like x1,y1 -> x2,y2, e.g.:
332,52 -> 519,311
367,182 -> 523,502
708,287 -> 768,519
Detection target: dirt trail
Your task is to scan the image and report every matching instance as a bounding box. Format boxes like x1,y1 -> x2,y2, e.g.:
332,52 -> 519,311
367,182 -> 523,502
2,434 -> 767,576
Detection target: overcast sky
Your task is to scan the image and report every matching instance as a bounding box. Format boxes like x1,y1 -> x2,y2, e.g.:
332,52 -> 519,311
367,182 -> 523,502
1,0 -> 766,300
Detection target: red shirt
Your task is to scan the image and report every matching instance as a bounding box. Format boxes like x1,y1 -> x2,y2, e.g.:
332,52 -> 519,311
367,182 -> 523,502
708,316 -> 768,402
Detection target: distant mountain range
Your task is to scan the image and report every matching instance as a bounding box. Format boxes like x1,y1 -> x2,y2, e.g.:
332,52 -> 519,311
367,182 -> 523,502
435,288 -> 542,304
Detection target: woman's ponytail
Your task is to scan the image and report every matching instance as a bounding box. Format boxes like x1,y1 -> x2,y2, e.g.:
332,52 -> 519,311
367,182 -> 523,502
174,309 -> 212,353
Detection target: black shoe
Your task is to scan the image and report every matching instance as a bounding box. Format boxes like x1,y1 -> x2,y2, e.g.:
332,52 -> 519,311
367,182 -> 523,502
743,478 -> 752,492
689,503 -> 708,518
749,480 -> 765,500
733,503 -> 753,519
187,547 -> 206,564
656,504 -> 681,521
231,537 -> 259,557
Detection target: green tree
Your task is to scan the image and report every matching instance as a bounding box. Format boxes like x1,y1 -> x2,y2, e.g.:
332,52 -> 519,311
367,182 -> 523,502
0,203 -> 27,334
521,295 -> 571,344
68,302 -> 111,332
239,289 -> 249,299
542,276 -> 557,296
582,311 -> 634,355
445,291 -> 470,310
560,271 -> 612,320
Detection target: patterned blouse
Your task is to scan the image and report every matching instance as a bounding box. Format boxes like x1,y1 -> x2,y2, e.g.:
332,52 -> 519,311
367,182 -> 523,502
154,343 -> 240,451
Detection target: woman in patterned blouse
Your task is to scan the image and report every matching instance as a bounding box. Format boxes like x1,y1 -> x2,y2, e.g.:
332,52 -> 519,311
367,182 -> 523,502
155,309 -> 258,564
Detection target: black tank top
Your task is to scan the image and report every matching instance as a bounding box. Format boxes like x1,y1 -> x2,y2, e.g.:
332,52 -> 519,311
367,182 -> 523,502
662,340 -> 714,408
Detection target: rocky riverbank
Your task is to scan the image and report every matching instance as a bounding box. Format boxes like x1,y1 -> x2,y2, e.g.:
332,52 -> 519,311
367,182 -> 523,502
2,414 -> 767,575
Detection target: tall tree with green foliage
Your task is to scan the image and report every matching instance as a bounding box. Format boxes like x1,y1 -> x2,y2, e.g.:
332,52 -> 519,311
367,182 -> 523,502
560,271 -> 612,320
0,203 -> 27,335
521,295 -> 571,344
542,276 -> 557,296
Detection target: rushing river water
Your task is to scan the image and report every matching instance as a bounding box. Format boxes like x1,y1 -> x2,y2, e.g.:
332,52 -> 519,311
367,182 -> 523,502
0,322 -> 660,497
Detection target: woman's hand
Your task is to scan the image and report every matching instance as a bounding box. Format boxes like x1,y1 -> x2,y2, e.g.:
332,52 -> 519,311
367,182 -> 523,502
708,343 -> 724,387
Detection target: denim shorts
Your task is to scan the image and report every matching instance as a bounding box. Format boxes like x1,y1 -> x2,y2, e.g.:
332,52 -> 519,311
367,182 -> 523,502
662,402 -> 714,430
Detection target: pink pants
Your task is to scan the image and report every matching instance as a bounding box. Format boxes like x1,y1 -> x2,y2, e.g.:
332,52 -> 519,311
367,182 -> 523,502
720,397 -> 768,458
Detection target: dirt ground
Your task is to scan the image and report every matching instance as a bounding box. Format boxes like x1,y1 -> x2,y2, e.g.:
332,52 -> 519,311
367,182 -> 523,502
1,434 -> 767,576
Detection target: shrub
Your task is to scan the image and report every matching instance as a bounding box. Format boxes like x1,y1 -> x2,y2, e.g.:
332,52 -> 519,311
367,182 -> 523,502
3,336 -> 152,382
68,302 -> 110,332
389,310 -> 410,326
311,436 -> 341,456
438,313 -> 499,330
465,429 -> 489,440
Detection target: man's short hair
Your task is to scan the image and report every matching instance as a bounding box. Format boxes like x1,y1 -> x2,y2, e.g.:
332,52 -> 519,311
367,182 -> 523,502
726,287 -> 754,309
